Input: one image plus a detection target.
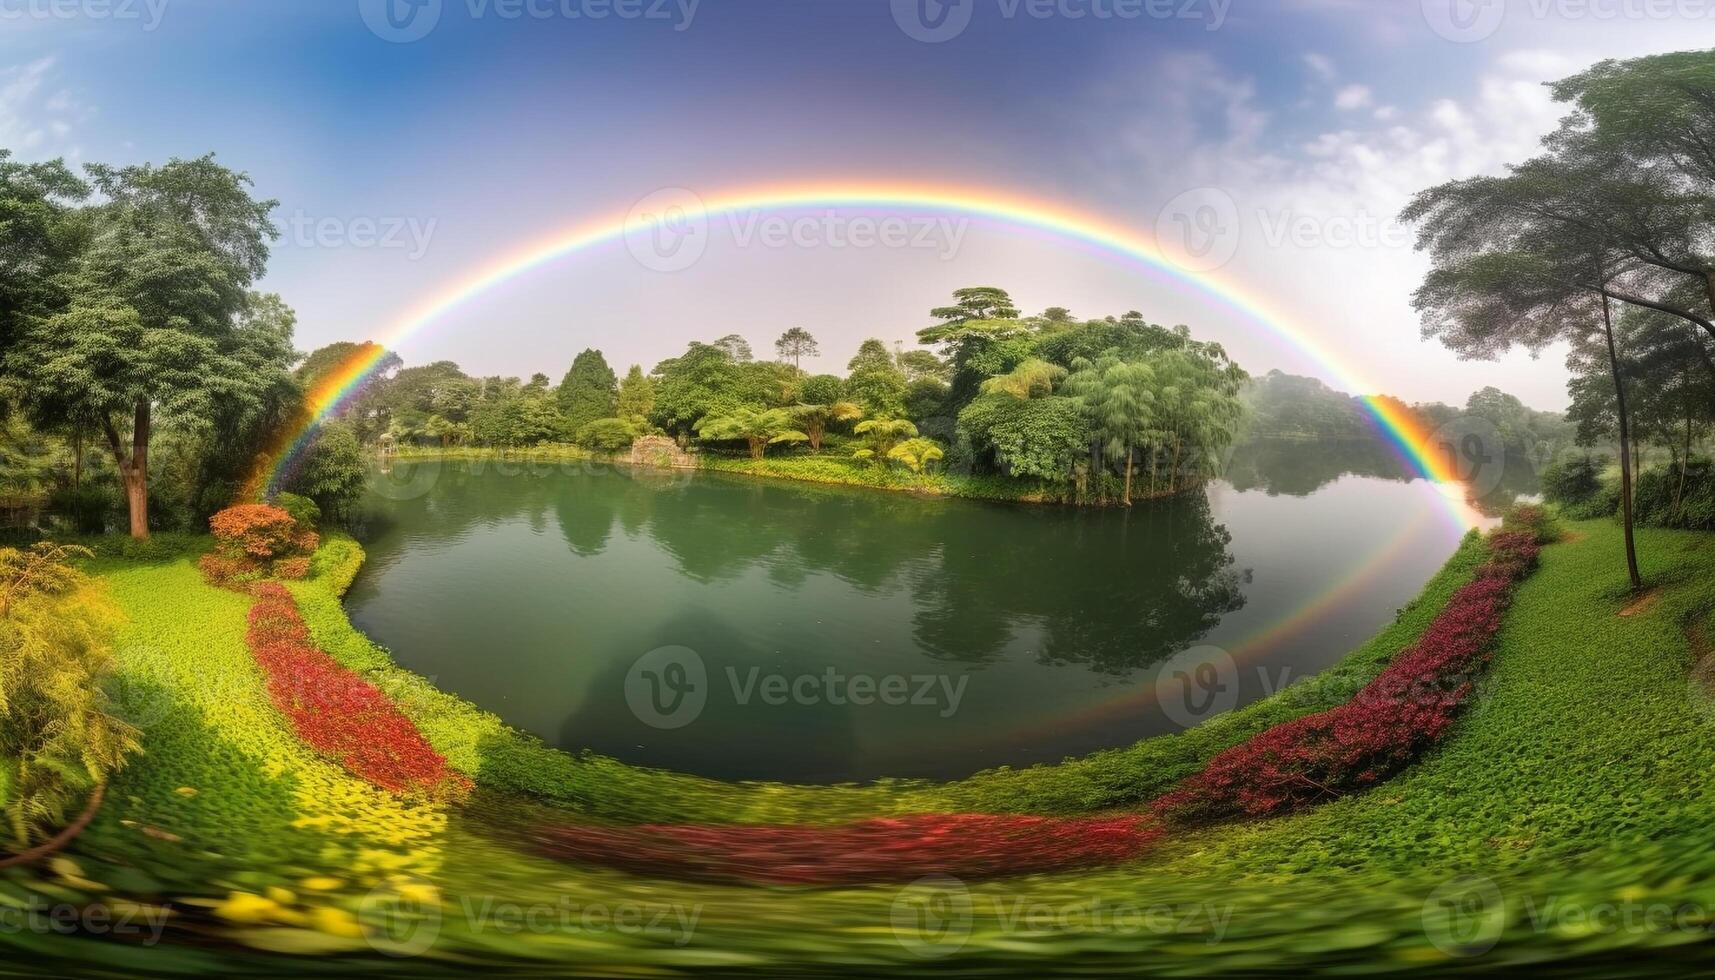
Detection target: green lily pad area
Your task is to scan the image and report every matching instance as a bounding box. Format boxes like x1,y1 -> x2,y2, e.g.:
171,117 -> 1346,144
8,517 -> 1715,975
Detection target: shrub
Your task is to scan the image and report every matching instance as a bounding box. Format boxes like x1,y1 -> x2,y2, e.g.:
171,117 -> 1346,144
0,543 -> 139,845
48,485 -> 116,536
271,492 -> 321,532
245,583 -> 470,799
1633,456 -> 1715,530
1541,452 -> 1606,508
578,417 -> 638,453
203,504 -> 318,587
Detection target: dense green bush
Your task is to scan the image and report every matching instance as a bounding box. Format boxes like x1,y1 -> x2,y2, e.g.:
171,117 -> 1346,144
1633,456 -> 1715,530
271,492 -> 321,531
48,484 -> 116,535
1541,452 -> 1605,507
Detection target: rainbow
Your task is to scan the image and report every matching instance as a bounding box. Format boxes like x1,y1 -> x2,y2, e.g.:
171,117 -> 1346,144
248,180 -> 1482,526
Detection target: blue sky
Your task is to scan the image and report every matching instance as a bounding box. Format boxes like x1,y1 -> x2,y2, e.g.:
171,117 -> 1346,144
1,1 -> 1706,408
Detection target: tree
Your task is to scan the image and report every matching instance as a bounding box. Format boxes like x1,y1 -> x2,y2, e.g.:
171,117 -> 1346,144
694,407 -> 807,460
286,420 -> 367,519
713,334 -> 754,363
1064,354 -> 1155,504
616,365 -> 656,425
888,437 -> 944,475
917,287 -> 1035,416
4,156 -> 279,538
791,400 -> 863,452
774,327 -> 818,369
0,152 -> 86,382
851,417 -> 918,465
844,339 -> 909,417
1404,164 -> 1646,589
558,349 -> 618,438
580,417 -> 639,453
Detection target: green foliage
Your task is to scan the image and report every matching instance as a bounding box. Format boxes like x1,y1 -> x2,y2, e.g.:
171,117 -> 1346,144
270,492 -> 320,531
556,349 -> 617,437
790,400 -> 863,451
695,406 -> 807,460
1634,456 -> 1715,530
0,542 -> 137,845
283,420 -> 366,520
614,364 -> 655,427
979,395 -> 1090,484
887,436 -> 944,475
1541,452 -> 1607,508
799,373 -> 843,406
773,327 -> 818,368
850,417 -> 917,465
842,339 -> 909,417
578,417 -> 638,453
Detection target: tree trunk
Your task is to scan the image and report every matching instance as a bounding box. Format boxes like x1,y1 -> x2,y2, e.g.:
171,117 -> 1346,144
1601,294 -> 1642,592
749,438 -> 765,461
1123,445 -> 1134,506
1677,407 -> 1692,523
72,430 -> 83,492
1169,435 -> 1182,493
102,400 -> 151,540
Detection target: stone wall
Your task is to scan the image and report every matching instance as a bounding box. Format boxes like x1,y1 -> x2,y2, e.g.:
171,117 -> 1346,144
629,435 -> 696,469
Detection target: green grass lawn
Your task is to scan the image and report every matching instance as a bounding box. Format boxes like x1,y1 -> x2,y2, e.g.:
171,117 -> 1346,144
17,516 -> 1715,974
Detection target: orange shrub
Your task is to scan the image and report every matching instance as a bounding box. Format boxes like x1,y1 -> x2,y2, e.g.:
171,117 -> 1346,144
203,504 -> 319,588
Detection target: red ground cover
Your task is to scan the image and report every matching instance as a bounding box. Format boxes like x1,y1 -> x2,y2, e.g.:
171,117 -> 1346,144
245,583 -> 470,799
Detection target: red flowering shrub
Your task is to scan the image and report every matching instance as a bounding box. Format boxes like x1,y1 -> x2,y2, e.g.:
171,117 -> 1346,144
1152,531 -> 1538,823
534,812 -> 1162,884
245,583 -> 470,799
203,504 -> 320,588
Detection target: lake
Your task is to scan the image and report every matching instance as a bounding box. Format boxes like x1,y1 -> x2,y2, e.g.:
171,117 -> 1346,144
344,441 -> 1510,783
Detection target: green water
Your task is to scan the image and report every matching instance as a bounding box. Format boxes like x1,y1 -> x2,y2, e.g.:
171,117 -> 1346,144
345,444 -> 1502,783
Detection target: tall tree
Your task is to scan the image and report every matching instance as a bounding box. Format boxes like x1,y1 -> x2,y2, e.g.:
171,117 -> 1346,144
4,156 -> 278,538
843,338 -> 909,417
558,348 -> 618,438
1064,354 -> 1155,504
616,364 -> 656,425
774,327 -> 818,369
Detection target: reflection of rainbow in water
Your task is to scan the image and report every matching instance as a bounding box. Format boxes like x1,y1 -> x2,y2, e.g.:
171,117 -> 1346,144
244,180 -> 1487,530
1001,503 -> 1449,749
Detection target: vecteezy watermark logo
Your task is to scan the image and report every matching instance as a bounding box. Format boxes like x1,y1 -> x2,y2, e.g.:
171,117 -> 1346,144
625,645 -> 708,729
1421,0 -> 1505,42
1422,875 -> 1505,957
283,211 -> 439,260
1429,415 -> 1506,499
1154,645 -> 1238,727
360,0 -> 443,42
1154,187 -> 1241,273
891,0 -> 976,41
890,875 -> 974,958
0,0 -> 171,30
624,187 -> 708,273
359,879 -> 444,957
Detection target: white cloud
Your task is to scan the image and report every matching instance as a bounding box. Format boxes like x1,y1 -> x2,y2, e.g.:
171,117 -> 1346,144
1334,84 -> 1372,110
1303,52 -> 1336,80
0,57 -> 86,158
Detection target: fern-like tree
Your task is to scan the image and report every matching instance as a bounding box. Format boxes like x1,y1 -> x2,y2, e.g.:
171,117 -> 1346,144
791,400 -> 863,452
851,417 -> 918,466
695,406 -> 808,460
888,437 -> 944,475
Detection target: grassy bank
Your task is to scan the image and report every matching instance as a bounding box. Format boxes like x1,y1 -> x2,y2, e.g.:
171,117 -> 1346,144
27,515 -> 1715,973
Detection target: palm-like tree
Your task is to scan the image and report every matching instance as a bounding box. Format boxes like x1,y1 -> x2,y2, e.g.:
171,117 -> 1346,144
888,437 -> 945,475
851,417 -> 918,465
694,407 -> 808,460
791,400 -> 864,452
